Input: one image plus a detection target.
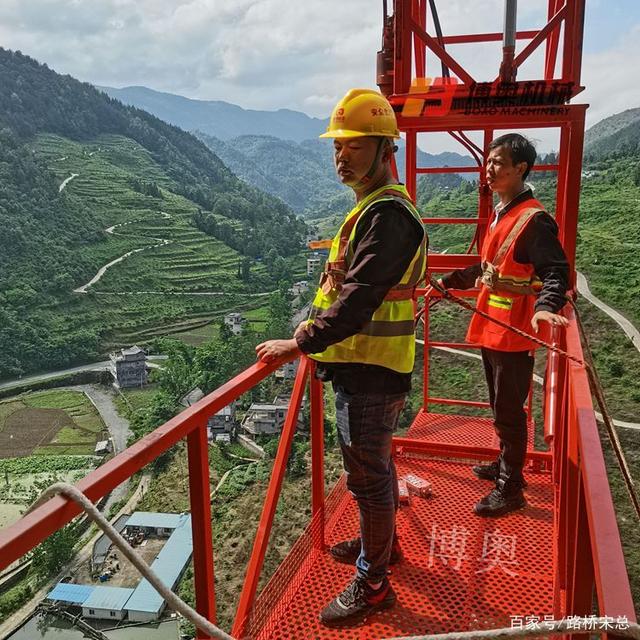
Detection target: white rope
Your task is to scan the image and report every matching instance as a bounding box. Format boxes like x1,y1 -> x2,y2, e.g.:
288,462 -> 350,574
27,483 -> 235,640
384,617 -> 640,640
27,487 -> 640,640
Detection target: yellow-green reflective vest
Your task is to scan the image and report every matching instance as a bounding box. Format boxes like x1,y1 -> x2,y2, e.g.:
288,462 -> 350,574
308,184 -> 426,374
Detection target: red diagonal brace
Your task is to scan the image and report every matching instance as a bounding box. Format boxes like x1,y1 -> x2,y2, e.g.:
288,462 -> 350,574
231,357 -> 310,638
408,17 -> 475,87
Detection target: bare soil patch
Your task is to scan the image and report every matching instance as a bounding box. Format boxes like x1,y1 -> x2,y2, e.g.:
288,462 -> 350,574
0,408 -> 73,458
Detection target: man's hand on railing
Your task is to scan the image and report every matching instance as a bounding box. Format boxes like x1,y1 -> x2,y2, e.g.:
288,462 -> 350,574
255,339 -> 301,363
531,310 -> 569,333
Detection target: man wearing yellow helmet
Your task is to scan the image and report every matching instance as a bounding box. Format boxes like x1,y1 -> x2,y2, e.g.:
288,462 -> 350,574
256,88 -> 427,627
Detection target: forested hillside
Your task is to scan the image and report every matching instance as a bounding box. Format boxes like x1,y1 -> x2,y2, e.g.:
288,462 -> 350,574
0,49 -> 306,378
584,107 -> 640,160
197,132 -> 476,215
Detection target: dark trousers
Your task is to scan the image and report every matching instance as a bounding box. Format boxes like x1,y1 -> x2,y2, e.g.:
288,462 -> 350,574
481,347 -> 534,485
334,385 -> 406,582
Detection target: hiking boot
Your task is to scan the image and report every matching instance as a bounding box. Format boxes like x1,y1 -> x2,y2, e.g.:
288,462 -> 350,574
474,482 -> 527,518
319,576 -> 396,628
329,537 -> 403,566
472,461 -> 527,488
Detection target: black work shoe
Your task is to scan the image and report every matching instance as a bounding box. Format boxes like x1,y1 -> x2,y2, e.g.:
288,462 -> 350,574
329,537 -> 403,566
474,484 -> 527,518
319,576 -> 396,628
472,461 -> 500,481
472,462 -> 528,488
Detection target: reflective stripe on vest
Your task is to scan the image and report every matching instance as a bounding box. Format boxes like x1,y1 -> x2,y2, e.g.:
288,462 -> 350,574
308,184 -> 426,374
466,197 -> 549,352
487,294 -> 513,310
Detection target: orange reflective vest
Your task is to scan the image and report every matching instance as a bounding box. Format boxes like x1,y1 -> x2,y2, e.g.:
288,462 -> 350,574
466,197 -> 550,352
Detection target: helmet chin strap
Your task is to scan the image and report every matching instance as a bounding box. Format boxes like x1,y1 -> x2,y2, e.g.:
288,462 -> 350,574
351,138 -> 388,191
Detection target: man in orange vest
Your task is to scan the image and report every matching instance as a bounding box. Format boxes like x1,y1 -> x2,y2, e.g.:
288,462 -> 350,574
439,133 -> 569,517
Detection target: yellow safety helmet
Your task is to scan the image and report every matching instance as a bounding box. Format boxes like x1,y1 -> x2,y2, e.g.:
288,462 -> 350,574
320,88 -> 400,139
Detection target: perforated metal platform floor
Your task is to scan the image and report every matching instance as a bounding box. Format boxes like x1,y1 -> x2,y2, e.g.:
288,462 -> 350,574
246,413 -> 554,640
408,410 -> 537,451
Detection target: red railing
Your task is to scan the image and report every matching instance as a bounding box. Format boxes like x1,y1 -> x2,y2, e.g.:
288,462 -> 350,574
0,354 -> 322,639
545,310 -> 637,628
0,301 -> 636,638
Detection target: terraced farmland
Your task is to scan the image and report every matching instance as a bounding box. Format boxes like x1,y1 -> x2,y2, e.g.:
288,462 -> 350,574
26,134 -> 279,353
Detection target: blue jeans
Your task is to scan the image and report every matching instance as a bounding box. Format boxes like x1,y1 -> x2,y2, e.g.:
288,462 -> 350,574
334,385 -> 406,582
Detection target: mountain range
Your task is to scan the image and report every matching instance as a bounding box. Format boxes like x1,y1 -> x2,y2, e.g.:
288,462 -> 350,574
0,48 -> 305,378
584,107 -> 640,159
99,85 -> 329,143
99,85 -> 478,215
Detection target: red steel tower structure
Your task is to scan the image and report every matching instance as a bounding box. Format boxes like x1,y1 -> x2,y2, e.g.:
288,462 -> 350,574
0,2 -> 637,640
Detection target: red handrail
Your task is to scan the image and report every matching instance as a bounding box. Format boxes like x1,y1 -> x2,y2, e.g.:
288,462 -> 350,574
0,302 -> 636,638
552,310 -> 637,624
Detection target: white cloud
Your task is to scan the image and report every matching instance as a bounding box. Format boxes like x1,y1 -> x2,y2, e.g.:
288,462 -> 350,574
0,1 -> 637,153
581,23 -> 640,128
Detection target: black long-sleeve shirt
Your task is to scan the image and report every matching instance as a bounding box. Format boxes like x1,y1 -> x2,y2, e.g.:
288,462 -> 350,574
296,197 -> 425,394
441,188 -> 569,313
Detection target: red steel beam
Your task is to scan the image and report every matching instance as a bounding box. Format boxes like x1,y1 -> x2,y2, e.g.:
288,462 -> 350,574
422,288 -> 430,409
412,0 -> 426,80
440,30 -> 538,45
509,4 -> 568,76
416,165 -> 557,175
397,104 -> 588,132
187,424 -> 217,636
232,358 -> 310,637
394,0 -> 412,95
543,326 -> 562,444
393,436 -> 552,462
309,365 -> 325,550
415,287 -> 477,297
569,1 -> 586,89
544,0 -> 562,79
408,17 -> 476,87
416,166 -> 480,173
560,114 -> 586,271
406,129 -> 417,200
564,320 -> 637,621
426,397 -> 491,409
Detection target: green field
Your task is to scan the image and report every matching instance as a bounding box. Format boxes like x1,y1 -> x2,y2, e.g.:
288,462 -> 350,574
168,305 -> 269,347
0,389 -> 106,457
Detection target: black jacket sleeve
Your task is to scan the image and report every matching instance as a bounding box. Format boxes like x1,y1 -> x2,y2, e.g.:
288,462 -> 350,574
440,263 -> 482,290
296,200 -> 424,355
514,211 -> 570,313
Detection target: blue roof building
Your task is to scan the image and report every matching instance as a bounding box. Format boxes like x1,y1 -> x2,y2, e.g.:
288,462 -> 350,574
82,586 -> 135,620
47,512 -> 193,623
47,583 -> 95,605
125,512 -> 183,530
124,514 -> 193,622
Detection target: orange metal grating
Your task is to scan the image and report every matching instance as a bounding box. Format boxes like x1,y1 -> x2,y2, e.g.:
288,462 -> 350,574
408,411 -> 537,451
246,416 -> 554,640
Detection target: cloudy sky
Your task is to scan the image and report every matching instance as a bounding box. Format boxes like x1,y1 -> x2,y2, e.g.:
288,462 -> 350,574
1,0 -> 639,152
